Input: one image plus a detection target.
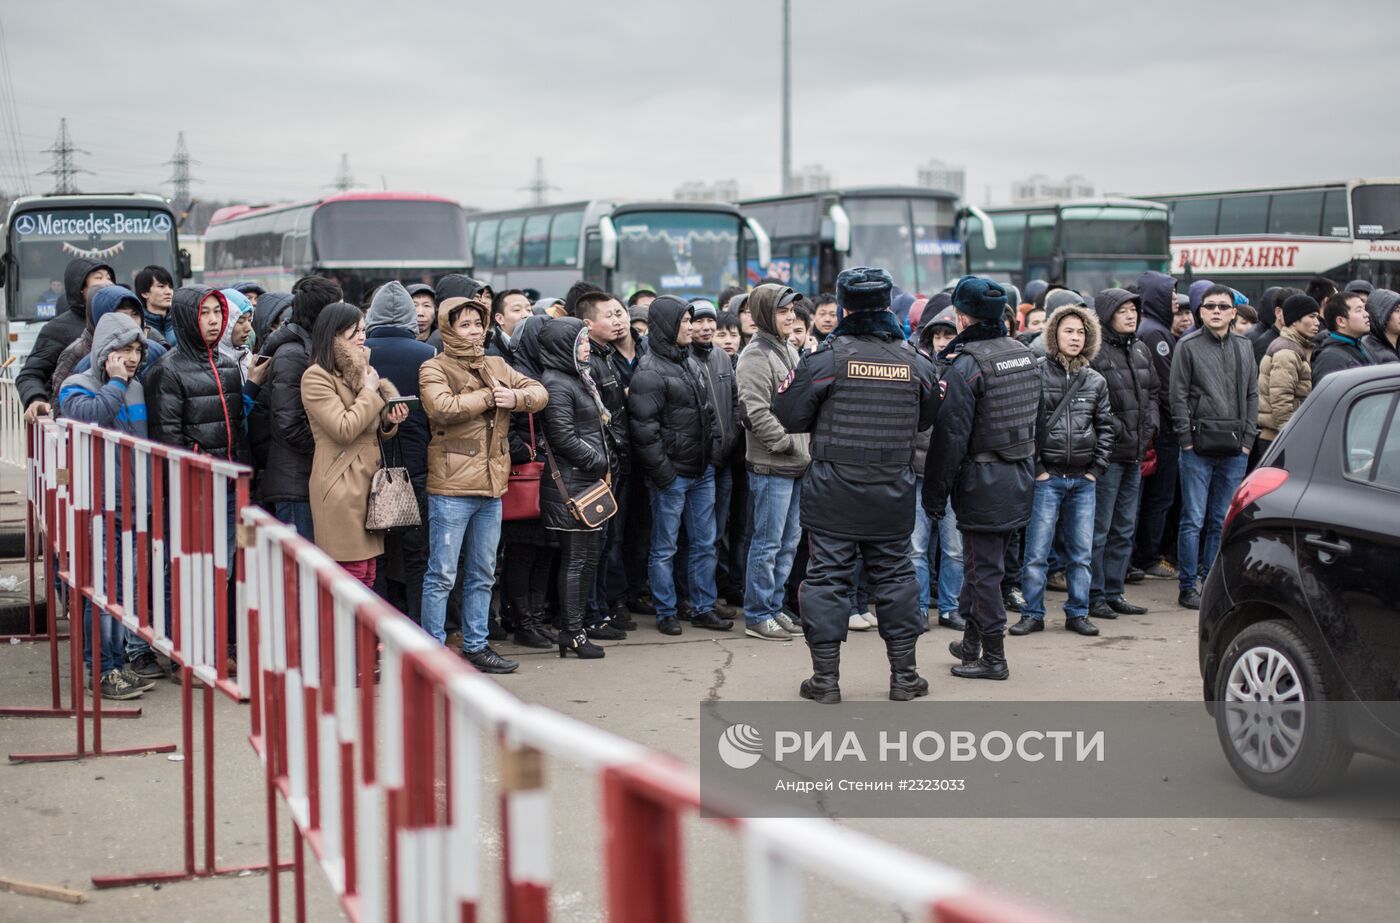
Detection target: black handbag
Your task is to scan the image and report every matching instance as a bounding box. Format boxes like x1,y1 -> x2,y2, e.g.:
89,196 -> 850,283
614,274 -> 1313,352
1191,420 -> 1243,457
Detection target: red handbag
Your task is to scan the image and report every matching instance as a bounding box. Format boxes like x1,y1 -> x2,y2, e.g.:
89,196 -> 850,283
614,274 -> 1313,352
502,414 -> 544,521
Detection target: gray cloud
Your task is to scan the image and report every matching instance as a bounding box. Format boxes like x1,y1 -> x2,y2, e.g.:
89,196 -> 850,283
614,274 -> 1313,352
4,0 -> 1398,210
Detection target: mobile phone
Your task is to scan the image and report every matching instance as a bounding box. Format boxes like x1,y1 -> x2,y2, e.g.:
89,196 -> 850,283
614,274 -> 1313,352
253,354 -> 272,366
387,396 -> 421,411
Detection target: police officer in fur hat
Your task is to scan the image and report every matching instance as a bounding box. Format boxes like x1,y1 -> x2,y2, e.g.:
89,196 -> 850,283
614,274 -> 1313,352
923,276 -> 1040,681
773,267 -> 940,703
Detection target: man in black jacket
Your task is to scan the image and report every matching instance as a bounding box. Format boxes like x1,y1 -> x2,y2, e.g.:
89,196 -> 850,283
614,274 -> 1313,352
1009,303 -> 1115,638
18,257 -> 114,420
627,295 -> 730,635
775,268 -> 940,703
255,275 -> 342,538
576,291 -> 636,637
689,298 -> 743,615
1131,270 -> 1183,579
923,276 -> 1039,681
1312,289 -> 1396,382
1088,289 -> 1158,621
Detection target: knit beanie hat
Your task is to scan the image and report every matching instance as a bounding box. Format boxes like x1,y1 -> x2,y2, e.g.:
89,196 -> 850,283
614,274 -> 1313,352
950,275 -> 1008,322
836,267 -> 893,313
1281,293 -> 1320,327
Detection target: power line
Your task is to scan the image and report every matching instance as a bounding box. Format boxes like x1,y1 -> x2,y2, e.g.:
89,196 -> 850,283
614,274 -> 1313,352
164,131 -> 201,205
37,117 -> 91,194
329,153 -> 355,192
519,157 -> 558,206
0,12 -> 30,194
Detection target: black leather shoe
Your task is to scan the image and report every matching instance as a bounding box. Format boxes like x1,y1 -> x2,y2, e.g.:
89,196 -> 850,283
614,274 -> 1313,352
558,631 -> 605,659
691,609 -> 733,631
656,616 -> 682,636
1008,616 -> 1043,636
677,600 -> 696,621
937,610 -> 966,631
1178,589 -> 1201,610
1106,597 -> 1148,616
609,603 -> 638,632
1064,616 -> 1100,636
1124,567 -> 1146,584
626,595 -> 657,616
799,641 -> 842,704
950,632 -> 1009,680
464,646 -> 519,674
949,622 -> 981,663
712,601 -> 741,620
1002,589 -> 1025,612
513,626 -> 556,649
585,623 -> 627,641
1088,601 -> 1120,621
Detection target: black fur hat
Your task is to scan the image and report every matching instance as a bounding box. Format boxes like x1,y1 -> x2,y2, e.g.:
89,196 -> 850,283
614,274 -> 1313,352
836,266 -> 893,313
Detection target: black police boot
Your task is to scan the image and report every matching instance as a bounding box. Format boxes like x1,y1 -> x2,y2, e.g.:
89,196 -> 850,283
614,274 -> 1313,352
512,601 -> 555,649
948,621 -> 981,664
799,641 -> 842,704
950,632 -> 1009,681
885,636 -> 929,702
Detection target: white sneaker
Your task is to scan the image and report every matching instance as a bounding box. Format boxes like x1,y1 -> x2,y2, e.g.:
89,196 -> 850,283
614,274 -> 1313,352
848,612 -> 875,632
745,618 -> 794,641
861,609 -> 879,629
773,611 -> 800,634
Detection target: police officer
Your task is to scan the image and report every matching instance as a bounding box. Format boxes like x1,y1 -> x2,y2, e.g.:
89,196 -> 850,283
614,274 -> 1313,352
773,267 -> 940,703
922,276 -> 1040,680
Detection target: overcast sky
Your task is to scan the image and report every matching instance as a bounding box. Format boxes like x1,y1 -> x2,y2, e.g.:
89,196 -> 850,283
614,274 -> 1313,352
3,0 -> 1398,211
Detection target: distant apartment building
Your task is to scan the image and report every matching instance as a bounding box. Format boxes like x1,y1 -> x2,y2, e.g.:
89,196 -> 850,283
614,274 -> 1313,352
790,164 -> 832,194
917,159 -> 965,198
1010,174 -> 1096,204
675,178 -> 741,203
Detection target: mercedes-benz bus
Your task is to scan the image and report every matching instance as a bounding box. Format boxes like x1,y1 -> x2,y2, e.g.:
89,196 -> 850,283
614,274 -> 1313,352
204,191 -> 471,304
0,193 -> 188,364
739,186 -> 963,296
465,200 -> 769,302
957,198 -> 1171,295
1139,178 -> 1400,301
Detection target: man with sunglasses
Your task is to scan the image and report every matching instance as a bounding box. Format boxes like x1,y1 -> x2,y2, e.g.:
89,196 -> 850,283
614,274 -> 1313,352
1168,284 -> 1258,610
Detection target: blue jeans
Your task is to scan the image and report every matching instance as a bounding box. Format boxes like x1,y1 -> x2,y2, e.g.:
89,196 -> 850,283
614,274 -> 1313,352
275,501 -> 315,542
742,473 -> 802,625
1090,461 -> 1143,604
648,469 -> 718,620
912,480 -> 964,615
1021,474 -> 1096,621
1177,448 -> 1247,591
421,495 -> 502,652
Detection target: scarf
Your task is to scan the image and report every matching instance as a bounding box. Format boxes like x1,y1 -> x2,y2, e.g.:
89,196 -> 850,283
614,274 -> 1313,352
575,327 -> 611,426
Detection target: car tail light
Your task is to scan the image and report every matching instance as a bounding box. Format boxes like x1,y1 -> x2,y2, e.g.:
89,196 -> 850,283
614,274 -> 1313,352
1223,466 -> 1288,531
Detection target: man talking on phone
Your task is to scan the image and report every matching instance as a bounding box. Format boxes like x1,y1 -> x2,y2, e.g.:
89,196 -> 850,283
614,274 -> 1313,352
365,281 -> 437,624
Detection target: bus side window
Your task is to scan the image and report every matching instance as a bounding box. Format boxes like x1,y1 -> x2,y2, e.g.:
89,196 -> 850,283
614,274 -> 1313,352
549,211 -> 583,267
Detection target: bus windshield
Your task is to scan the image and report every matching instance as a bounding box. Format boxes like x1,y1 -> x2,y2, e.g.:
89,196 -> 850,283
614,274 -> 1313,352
1059,206 -> 1169,255
612,210 -> 741,300
1063,259 -> 1166,295
7,207 -> 176,321
1351,185 -> 1400,239
313,200 -> 469,263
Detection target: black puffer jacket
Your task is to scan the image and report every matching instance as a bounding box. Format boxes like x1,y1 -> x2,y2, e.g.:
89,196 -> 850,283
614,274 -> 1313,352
16,257 -> 114,408
146,287 -> 247,462
538,318 -> 611,531
1035,304 -> 1114,477
627,296 -> 713,488
257,322 -> 316,503
1091,288 -> 1159,463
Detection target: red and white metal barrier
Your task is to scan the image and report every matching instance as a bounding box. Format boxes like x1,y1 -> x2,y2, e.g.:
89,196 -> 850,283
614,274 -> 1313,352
0,376 -> 25,469
4,415 -> 288,890
245,504 -> 1069,923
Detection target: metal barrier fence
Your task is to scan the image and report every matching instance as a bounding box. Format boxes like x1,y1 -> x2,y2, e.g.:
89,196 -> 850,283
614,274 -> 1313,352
244,505 -> 1067,923
0,377 -> 25,469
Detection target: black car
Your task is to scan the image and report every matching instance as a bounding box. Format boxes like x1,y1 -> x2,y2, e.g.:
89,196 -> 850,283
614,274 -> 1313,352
1199,364 -> 1400,797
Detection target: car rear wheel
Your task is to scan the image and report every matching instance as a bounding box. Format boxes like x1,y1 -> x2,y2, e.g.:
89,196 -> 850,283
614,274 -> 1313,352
1214,619 -> 1352,797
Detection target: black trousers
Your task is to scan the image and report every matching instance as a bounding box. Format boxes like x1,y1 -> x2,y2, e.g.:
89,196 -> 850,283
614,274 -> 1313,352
504,540 -> 555,623
961,529 -> 1013,635
623,473 -> 652,600
1000,528 -> 1024,594
556,527 -> 606,635
800,530 -> 920,645
588,472 -> 628,627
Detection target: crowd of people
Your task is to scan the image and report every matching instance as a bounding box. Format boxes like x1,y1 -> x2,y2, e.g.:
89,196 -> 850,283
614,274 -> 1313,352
14,253 -> 1398,699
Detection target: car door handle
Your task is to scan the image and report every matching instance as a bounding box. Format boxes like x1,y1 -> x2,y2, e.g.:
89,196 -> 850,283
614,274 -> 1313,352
1304,533 -> 1352,556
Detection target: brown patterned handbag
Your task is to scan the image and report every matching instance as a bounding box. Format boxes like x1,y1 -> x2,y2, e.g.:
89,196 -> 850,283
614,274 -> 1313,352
541,438 -> 617,529
365,439 -> 421,533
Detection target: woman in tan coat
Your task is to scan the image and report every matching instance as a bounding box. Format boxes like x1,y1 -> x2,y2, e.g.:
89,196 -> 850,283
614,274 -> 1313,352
301,302 -> 408,586
419,294 -> 547,674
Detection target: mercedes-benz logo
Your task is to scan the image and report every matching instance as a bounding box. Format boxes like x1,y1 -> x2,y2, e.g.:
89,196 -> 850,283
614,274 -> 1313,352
14,215 -> 35,235
153,214 -> 172,233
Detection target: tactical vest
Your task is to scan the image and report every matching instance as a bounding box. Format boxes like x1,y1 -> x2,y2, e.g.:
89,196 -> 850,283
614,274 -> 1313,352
961,337 -> 1039,461
811,338 -> 921,465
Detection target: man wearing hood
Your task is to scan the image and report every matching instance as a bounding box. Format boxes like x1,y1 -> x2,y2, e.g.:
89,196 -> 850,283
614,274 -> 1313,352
1362,288 -> 1400,362
912,299 -> 965,632
427,274 -> 492,352
1131,270 -> 1185,580
256,276 -> 343,537
146,287 -> 248,461
627,294 -> 731,635
1010,302 -> 1114,638
419,296 -> 547,673
51,285 -> 169,406
689,298 -> 743,617
1086,288 -> 1158,622
251,291 -> 294,351
57,311 -> 153,698
365,281 -> 437,625
923,276 -> 1040,683
406,283 -> 437,343
734,283 -> 808,641
219,288 -> 255,379
18,257 -> 115,420
775,268 -> 940,703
